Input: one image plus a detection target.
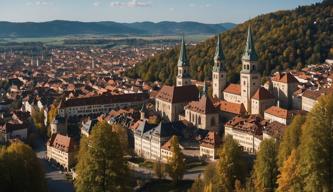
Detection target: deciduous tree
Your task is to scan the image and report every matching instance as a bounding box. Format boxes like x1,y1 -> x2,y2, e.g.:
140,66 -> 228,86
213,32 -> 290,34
167,135 -> 185,184
75,121 -> 128,192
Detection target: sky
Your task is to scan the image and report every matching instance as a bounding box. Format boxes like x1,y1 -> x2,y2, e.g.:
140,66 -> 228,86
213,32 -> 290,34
0,0 -> 322,24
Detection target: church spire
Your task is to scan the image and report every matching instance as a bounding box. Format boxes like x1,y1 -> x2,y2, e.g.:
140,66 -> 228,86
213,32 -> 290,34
213,35 -> 225,72
242,26 -> 258,61
178,35 -> 189,67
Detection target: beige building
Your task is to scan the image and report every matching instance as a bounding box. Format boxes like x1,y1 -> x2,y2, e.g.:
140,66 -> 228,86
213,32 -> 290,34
184,86 -> 219,131
47,133 -> 75,170
302,88 -> 333,112
224,115 -> 276,154
155,85 -> 199,122
271,72 -> 299,109
58,93 -> 148,118
251,87 -> 275,116
223,84 -> 242,104
199,131 -> 221,161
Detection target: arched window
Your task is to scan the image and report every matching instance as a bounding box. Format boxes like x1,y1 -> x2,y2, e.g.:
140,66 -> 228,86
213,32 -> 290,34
198,116 -> 201,125
252,65 -> 255,71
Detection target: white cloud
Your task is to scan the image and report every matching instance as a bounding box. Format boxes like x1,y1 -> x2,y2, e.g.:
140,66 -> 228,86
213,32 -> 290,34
169,7 -> 175,12
110,0 -> 151,8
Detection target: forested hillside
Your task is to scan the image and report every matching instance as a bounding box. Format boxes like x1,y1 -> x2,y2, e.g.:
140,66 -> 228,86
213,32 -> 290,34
127,1 -> 333,85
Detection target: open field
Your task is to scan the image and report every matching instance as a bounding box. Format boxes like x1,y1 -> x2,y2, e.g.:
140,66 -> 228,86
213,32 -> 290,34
0,34 -> 213,47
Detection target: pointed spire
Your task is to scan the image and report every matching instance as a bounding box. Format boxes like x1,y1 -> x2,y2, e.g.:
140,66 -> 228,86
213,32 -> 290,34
177,35 -> 189,67
213,35 -> 225,72
242,26 -> 258,61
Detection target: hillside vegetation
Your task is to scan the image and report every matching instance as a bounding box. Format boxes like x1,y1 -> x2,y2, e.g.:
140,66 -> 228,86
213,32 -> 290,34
127,1 -> 333,85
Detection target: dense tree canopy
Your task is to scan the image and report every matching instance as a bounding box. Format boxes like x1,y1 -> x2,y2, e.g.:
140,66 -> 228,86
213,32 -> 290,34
298,94 -> 333,191
216,135 -> 247,192
75,121 -> 129,192
127,1 -> 333,85
0,142 -> 47,192
253,139 -> 278,192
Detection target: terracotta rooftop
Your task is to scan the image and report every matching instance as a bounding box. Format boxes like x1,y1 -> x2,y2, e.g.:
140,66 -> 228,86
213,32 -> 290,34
302,88 -> 333,100
252,87 -> 274,100
219,100 -> 246,115
271,72 -> 299,84
200,131 -> 221,149
224,84 -> 241,95
48,133 -> 75,153
161,137 -> 173,151
186,95 -> 217,114
59,92 -> 148,108
264,121 -> 286,139
156,85 -> 199,103
225,115 -> 268,136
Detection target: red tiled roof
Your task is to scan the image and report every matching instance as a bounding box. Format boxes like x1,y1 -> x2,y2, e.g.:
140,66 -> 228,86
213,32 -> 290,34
302,88 -> 333,100
48,133 -> 75,153
251,87 -> 274,100
264,106 -> 289,119
219,100 -> 246,115
186,95 -> 217,114
200,131 -> 221,148
271,72 -> 298,84
264,121 -> 286,139
156,85 -> 199,103
224,84 -> 241,95
60,92 -> 148,108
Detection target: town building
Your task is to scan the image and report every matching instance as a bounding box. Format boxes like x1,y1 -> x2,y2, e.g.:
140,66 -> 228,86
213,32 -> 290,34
58,93 -> 148,118
199,131 -> 222,160
47,133 -> 76,170
155,85 -> 199,122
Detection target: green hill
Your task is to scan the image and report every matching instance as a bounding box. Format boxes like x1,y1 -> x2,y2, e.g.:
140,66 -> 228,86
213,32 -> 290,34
127,1 -> 333,85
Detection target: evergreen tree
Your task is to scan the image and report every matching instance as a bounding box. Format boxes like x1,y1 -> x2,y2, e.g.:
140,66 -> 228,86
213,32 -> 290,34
0,142 -> 47,192
167,135 -> 185,184
216,135 -> 247,192
277,115 -> 305,167
111,124 -> 129,154
253,139 -> 278,192
75,121 -> 128,192
277,150 -> 302,192
298,94 -> 333,191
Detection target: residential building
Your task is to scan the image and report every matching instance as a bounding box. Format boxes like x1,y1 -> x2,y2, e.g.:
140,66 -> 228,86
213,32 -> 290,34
47,133 -> 75,170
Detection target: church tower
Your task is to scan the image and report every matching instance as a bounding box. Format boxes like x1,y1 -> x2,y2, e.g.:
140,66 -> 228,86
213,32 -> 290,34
240,26 -> 261,113
212,35 -> 227,99
176,36 -> 191,87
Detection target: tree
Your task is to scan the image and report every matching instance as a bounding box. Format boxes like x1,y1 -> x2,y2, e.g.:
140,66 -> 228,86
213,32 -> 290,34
111,124 -> 129,154
277,115 -> 305,167
253,139 -> 278,192
153,160 -> 165,179
47,104 -> 58,125
277,150 -> 302,192
298,94 -> 333,191
216,135 -> 247,192
75,121 -> 129,192
167,135 -> 185,184
189,176 -> 204,192
0,142 -> 47,192
32,107 -> 46,137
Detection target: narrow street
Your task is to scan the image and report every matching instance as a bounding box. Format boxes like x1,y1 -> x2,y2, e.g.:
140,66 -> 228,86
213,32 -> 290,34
34,137 -> 75,192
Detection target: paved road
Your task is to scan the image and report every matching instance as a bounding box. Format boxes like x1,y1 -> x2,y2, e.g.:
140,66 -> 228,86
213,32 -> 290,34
34,138 -> 75,192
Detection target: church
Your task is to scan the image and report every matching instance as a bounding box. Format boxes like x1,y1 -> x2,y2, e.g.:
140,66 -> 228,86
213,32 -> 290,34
155,26 -> 298,130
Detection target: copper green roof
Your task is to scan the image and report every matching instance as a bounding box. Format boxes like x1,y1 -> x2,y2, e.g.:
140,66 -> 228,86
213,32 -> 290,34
177,36 -> 189,67
213,35 -> 226,72
242,26 -> 258,61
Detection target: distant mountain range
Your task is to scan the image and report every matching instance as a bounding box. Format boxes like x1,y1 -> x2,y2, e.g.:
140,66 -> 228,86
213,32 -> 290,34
0,21 -> 236,37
